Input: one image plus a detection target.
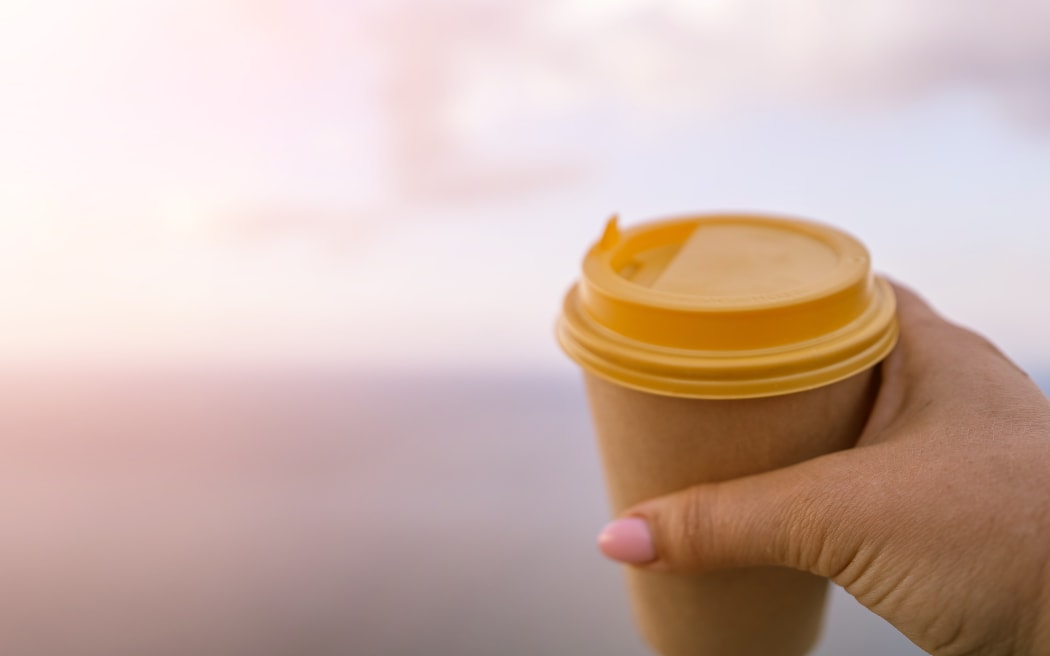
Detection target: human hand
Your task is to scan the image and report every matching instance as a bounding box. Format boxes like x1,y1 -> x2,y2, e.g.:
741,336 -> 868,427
598,284 -> 1050,656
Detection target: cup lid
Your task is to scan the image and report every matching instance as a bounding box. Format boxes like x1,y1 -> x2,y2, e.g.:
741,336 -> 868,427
556,213 -> 898,398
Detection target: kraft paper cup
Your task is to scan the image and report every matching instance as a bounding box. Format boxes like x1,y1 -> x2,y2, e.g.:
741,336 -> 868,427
557,214 -> 898,656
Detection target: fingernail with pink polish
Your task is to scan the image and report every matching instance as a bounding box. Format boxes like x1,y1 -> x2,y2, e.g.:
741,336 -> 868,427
597,517 -> 655,564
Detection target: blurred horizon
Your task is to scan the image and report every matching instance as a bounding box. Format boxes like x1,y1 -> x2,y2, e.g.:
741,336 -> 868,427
1,367 -> 1046,656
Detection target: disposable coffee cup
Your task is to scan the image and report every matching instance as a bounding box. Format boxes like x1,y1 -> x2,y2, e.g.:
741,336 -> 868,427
557,214 -> 898,656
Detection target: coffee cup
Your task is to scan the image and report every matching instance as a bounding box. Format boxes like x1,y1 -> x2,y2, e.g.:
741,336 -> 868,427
557,213 -> 898,655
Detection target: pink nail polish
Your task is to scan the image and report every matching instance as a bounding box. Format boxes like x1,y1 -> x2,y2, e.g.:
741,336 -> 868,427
597,517 -> 655,564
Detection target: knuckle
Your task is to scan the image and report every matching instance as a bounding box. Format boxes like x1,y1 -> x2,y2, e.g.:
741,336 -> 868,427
658,485 -> 717,571
774,485 -> 827,571
777,471 -> 858,577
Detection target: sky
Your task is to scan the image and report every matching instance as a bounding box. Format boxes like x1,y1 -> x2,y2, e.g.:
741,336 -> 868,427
1,0 -> 1049,371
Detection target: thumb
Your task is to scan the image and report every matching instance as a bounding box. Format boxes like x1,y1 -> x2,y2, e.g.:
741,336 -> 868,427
598,452 -> 862,579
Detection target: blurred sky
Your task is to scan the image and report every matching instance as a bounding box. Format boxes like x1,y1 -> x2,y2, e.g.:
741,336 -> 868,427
2,0 -> 1049,371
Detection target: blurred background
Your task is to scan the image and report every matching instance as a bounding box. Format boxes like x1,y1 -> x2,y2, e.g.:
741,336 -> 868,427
1,0 -> 1049,654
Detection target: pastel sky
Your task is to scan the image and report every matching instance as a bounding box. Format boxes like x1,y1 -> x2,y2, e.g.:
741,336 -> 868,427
1,0 -> 1049,371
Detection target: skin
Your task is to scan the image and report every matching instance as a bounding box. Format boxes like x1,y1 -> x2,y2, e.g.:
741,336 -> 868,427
623,284 -> 1050,656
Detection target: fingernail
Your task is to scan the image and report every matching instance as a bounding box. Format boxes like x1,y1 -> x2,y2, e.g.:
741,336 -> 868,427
597,517 -> 655,564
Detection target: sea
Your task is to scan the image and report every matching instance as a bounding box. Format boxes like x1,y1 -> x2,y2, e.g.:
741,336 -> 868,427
0,369 -> 1045,655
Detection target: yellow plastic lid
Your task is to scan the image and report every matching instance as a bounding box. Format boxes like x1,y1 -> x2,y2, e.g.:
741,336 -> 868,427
556,213 -> 898,398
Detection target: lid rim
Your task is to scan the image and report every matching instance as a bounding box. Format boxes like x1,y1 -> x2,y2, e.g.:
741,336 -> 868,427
557,307 -> 899,399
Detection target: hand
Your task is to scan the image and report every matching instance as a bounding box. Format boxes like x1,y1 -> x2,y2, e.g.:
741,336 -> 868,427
598,284 -> 1050,656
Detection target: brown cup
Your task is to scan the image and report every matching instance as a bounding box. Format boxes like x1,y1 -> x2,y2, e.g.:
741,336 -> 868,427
584,369 -> 878,655
557,214 -> 898,655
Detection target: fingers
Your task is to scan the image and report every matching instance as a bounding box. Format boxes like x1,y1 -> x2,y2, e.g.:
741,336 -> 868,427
887,280 -> 940,328
856,280 -> 1037,448
599,453 -> 861,578
883,280 -> 1035,399
888,281 -> 1019,371
888,281 -> 967,359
